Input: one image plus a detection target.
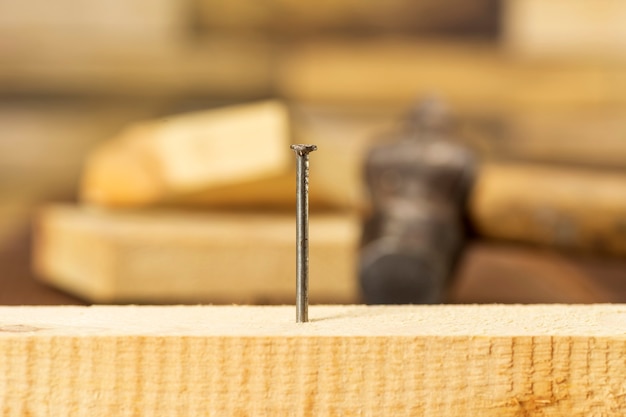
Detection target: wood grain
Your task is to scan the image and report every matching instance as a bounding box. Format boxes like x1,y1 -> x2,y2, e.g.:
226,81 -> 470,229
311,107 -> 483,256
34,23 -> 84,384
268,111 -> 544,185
2,304 -> 626,416
33,205 -> 359,304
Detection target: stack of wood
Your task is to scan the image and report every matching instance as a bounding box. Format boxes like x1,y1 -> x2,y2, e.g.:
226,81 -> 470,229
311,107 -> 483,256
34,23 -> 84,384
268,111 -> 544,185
33,101 -> 374,304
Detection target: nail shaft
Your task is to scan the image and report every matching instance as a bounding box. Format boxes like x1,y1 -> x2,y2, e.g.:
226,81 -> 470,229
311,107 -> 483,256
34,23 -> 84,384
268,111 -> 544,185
291,144 -> 317,323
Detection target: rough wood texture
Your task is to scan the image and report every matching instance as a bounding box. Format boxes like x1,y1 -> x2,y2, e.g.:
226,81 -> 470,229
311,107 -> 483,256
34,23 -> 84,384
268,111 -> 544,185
470,163 -> 626,256
2,304 -> 626,416
33,205 -> 359,304
504,0 -> 626,60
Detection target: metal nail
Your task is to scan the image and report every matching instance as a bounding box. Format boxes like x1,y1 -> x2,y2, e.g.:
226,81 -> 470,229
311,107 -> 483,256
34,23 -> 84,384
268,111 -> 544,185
290,144 -> 317,323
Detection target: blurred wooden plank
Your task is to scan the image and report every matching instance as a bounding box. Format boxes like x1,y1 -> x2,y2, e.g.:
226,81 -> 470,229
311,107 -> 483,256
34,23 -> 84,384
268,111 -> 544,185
33,205 -> 359,304
450,243 -> 626,304
0,38 -> 273,97
197,0 -> 498,35
0,0 -> 185,44
278,40 -> 626,108
81,101 -> 374,210
502,107 -> 626,169
81,101 -> 291,207
504,0 -> 626,60
469,163 -> 626,256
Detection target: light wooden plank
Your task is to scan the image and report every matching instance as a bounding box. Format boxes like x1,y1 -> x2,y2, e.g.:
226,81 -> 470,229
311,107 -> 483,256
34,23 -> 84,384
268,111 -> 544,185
2,304 -> 626,416
80,101 -> 371,210
80,100 -> 291,207
33,205 -> 359,304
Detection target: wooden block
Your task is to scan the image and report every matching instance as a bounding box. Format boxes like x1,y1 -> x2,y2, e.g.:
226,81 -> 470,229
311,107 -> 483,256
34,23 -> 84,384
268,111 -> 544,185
504,0 -> 626,60
450,242 -> 626,304
278,40 -> 626,108
33,205 -> 359,304
81,100 -> 290,207
2,304 -> 626,415
81,101 -> 371,210
469,163 -> 626,255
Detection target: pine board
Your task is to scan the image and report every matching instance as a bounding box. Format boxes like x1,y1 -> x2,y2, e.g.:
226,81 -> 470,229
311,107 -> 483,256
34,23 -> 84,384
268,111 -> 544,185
2,304 -> 626,416
33,205 -> 359,304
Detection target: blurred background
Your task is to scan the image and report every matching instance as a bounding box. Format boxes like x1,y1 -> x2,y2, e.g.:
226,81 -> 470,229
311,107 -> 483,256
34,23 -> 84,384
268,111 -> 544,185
2,0 -> 626,306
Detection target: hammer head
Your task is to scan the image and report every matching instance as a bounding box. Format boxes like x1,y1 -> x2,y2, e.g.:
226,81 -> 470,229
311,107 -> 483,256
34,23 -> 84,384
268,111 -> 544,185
360,100 -> 476,304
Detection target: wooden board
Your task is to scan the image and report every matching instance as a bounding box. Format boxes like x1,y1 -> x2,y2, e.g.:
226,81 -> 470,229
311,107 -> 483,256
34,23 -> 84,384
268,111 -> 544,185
81,100 -> 291,207
0,39 -> 273,97
502,107 -> 626,169
81,101 -> 372,210
2,304 -> 626,415
504,0 -> 626,60
278,40 -> 626,108
469,163 -> 626,256
33,205 -> 359,304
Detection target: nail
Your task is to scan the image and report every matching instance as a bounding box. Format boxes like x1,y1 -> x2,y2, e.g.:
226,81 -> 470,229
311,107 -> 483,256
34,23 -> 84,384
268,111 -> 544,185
290,144 -> 317,323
